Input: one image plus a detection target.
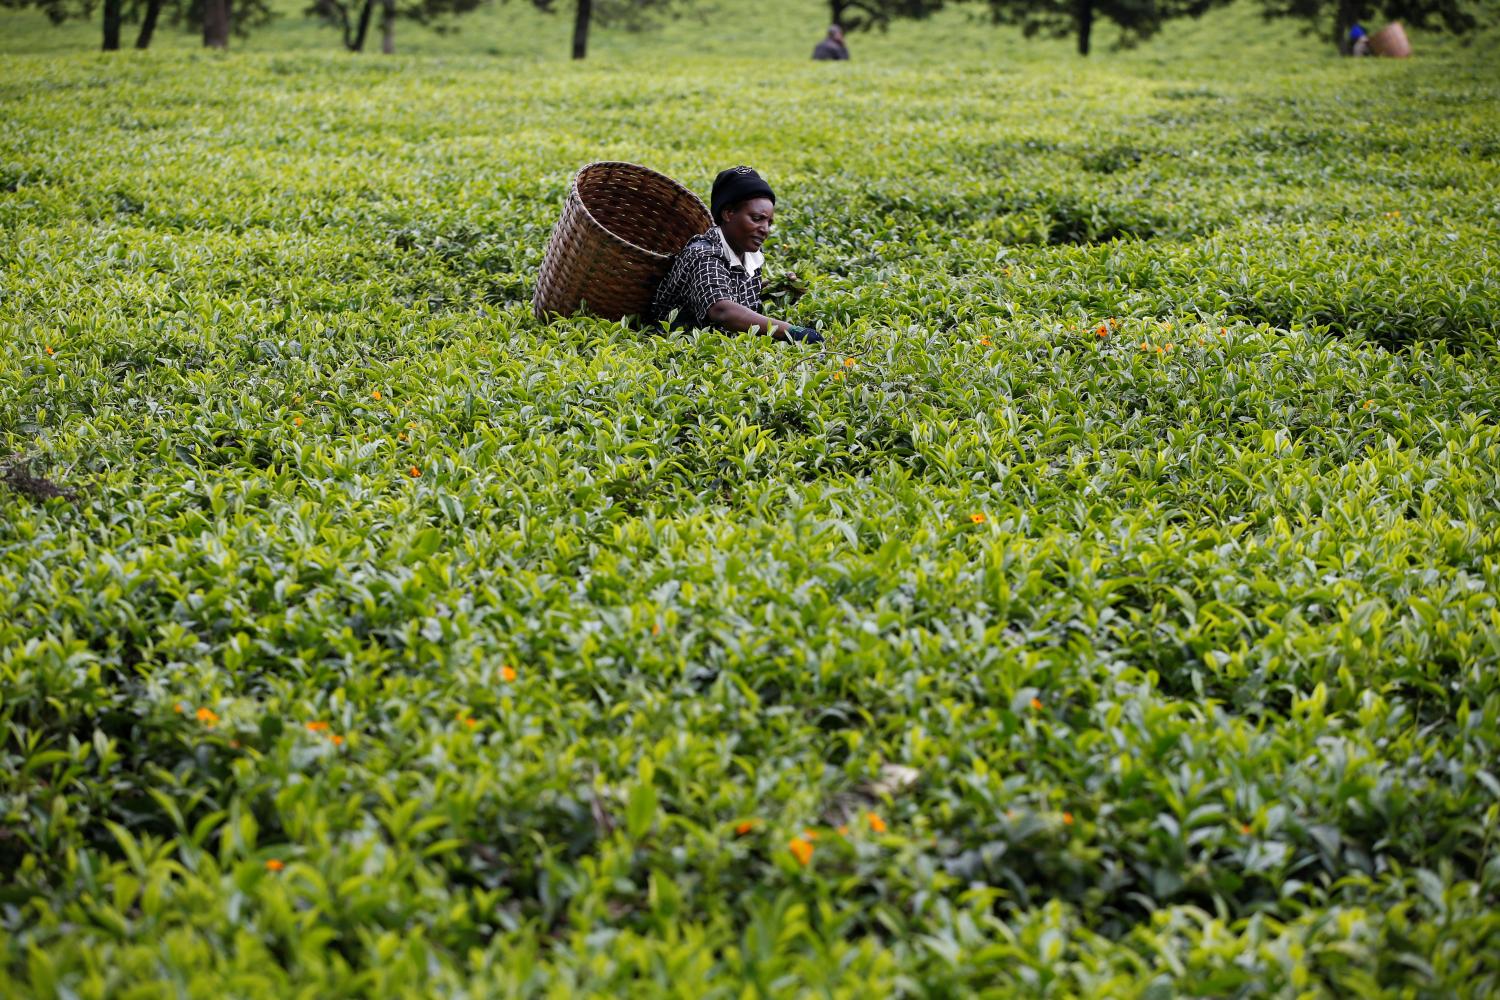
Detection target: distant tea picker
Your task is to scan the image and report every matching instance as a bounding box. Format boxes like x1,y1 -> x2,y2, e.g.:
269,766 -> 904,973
1346,21 -> 1412,57
533,161 -> 823,345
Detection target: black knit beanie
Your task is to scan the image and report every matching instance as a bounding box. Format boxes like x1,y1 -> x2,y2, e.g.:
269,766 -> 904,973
710,166 -> 775,224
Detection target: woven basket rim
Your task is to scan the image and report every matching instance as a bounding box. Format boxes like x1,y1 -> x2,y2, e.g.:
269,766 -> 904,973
566,160 -> 710,262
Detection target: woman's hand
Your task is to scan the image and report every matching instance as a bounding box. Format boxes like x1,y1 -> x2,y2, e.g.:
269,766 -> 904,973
706,299 -> 819,343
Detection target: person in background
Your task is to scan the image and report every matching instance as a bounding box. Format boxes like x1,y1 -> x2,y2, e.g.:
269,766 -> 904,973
651,167 -> 822,344
813,24 -> 850,61
1348,24 -> 1371,56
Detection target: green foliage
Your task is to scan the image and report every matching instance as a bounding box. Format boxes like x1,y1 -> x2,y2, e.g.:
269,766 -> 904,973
830,0 -> 946,34
0,0 -> 94,26
0,0 -> 275,45
982,0 -> 1233,54
307,0 -> 487,53
2,13 -> 1500,995
178,0 -> 278,38
527,0 -> 697,60
1257,0 -> 1481,49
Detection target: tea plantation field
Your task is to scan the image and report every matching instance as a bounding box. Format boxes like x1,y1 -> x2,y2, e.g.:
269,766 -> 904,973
3,8 -> 1500,995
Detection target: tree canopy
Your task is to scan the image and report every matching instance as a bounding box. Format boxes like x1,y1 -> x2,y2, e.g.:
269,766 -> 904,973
308,0 -> 487,52
0,0 -> 271,48
528,0 -> 688,59
1256,0 -> 1478,49
827,0 -> 945,32
982,0 -> 1232,55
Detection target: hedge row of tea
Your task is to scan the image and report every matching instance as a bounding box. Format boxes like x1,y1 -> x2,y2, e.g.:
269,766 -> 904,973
2,32 -> 1499,997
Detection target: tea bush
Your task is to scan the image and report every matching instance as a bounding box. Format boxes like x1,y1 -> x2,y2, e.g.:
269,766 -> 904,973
2,10 -> 1499,996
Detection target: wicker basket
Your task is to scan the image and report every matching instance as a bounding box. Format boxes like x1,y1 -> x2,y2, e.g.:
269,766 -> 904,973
1370,21 -> 1411,58
533,161 -> 711,321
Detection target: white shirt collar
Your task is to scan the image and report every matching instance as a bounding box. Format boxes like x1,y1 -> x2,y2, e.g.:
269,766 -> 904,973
716,227 -> 764,277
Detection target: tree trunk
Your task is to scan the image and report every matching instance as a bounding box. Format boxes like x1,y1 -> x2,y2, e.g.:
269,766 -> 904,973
571,0 -> 591,59
102,0 -> 122,50
203,0 -> 230,48
1333,0 -> 1362,52
829,0 -> 844,27
351,0 -> 374,51
380,0 -> 395,53
135,0 -> 164,48
1075,0 -> 1092,55
317,0 -> 354,49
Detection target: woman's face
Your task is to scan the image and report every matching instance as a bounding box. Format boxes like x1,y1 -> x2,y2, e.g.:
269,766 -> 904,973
721,197 -> 775,256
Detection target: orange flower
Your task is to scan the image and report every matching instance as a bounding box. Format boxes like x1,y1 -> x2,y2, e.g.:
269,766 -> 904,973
265,859 -> 284,872
500,665 -> 517,683
1363,399 -> 1374,410
371,390 -> 382,400
979,337 -> 992,346
293,416 -> 303,427
651,622 -> 661,636
1164,343 -> 1173,352
842,357 -> 857,368
195,707 -> 219,726
1029,697 -> 1043,711
1062,811 -> 1075,826
802,828 -> 819,841
329,734 -> 345,746
837,824 -> 850,836
1108,317 -> 1119,328
173,703 -> 185,714
1240,822 -> 1252,835
1219,328 -> 1228,336
44,346 -> 54,356
832,372 -> 844,381
408,466 -> 420,478
788,837 -> 814,866
1140,342 -> 1150,351
866,812 -> 887,834
1096,325 -> 1108,337
398,432 -> 407,442
969,513 -> 986,524
464,717 -> 478,729
734,820 -> 756,836
306,721 -> 329,733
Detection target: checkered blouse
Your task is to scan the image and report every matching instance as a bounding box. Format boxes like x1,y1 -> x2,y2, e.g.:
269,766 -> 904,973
650,227 -> 764,329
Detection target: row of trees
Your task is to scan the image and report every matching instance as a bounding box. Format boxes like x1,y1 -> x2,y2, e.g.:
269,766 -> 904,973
0,0 -> 270,47
0,0 -> 1482,58
851,0 -> 1478,54
0,0 -> 680,52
